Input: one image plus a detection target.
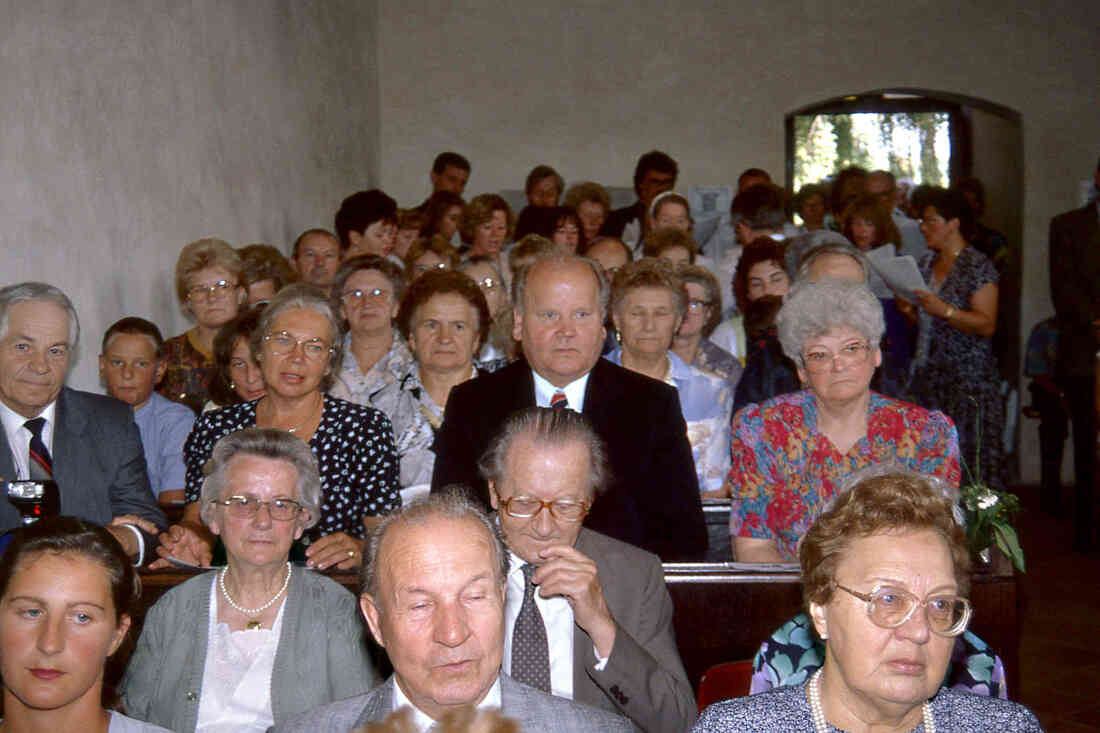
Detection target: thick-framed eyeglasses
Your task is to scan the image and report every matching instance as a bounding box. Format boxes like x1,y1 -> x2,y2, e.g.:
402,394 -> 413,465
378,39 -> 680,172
263,331 -> 333,360
211,495 -> 304,521
498,496 -> 589,522
801,341 -> 872,373
187,280 -> 238,301
342,287 -> 390,302
835,583 -> 972,637
688,299 -> 712,311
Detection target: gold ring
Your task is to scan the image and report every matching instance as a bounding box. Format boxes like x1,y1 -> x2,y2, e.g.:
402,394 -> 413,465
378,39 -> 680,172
347,550 -> 356,558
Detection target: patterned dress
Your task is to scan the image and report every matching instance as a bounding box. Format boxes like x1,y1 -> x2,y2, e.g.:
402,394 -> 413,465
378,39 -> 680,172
328,330 -> 415,407
909,246 -> 1004,489
369,365 -> 477,490
750,612 -> 1009,699
693,680 -> 1042,732
728,390 -> 961,559
607,349 -> 733,493
157,331 -> 214,414
183,395 -> 400,540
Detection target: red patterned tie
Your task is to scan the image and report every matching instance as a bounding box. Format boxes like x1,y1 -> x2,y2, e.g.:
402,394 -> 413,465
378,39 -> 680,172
24,418 -> 53,480
550,391 -> 568,410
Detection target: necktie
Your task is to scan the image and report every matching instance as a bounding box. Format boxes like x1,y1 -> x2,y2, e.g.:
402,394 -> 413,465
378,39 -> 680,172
550,391 -> 568,410
24,418 -> 53,480
511,564 -> 551,693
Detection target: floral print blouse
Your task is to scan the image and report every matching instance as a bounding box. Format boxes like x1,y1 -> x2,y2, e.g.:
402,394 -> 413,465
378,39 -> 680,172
728,390 -> 961,559
157,331 -> 214,415
183,395 -> 400,540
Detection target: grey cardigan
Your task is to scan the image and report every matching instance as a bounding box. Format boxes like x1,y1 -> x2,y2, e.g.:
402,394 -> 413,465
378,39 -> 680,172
122,566 -> 376,733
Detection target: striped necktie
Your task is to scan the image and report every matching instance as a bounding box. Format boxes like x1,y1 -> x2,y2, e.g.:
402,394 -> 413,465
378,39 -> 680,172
550,391 -> 568,410
24,418 -> 53,480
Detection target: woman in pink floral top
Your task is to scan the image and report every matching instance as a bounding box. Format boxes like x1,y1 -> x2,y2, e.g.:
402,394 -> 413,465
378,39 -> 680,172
728,280 -> 960,561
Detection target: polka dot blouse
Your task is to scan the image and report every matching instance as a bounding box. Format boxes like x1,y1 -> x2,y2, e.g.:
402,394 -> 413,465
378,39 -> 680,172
184,395 -> 400,539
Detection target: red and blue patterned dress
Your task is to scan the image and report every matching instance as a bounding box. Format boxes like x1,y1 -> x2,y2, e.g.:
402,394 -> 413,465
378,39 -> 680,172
728,390 -> 961,559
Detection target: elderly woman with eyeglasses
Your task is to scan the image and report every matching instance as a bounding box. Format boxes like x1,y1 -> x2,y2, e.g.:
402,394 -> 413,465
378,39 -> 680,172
327,255 -> 415,405
728,280 -> 961,563
155,284 -> 399,572
606,258 -> 733,495
160,238 -> 247,413
125,429 -> 376,733
695,469 -> 1041,732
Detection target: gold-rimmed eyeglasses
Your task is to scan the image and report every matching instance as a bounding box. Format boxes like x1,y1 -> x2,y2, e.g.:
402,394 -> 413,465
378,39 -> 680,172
802,341 -> 872,373
835,583 -> 972,637
263,331 -> 333,360
211,495 -> 304,521
187,280 -> 238,301
498,496 -> 589,522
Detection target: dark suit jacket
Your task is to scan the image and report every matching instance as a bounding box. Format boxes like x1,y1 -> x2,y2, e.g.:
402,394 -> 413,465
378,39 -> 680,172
431,358 -> 706,561
0,387 -> 165,532
1049,202 -> 1100,376
563,529 -> 695,733
271,675 -> 635,733
599,201 -> 645,240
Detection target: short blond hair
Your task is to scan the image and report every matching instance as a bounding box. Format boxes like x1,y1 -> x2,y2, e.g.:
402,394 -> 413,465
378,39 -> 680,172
174,238 -> 243,304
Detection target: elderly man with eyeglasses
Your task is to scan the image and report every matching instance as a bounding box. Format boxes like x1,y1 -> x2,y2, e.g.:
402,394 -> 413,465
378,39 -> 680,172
480,406 -> 696,733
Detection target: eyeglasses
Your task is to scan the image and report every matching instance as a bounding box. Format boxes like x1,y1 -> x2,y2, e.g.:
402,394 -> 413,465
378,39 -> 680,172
835,583 -> 972,637
475,277 -> 499,290
802,341 -> 872,373
688,299 -> 712,311
211,495 -> 304,521
263,331 -> 333,360
414,262 -> 449,274
342,288 -> 390,302
187,280 -> 237,301
498,496 -> 589,522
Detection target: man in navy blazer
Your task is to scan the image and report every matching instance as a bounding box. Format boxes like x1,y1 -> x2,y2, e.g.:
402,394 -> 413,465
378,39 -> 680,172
432,254 -> 706,561
1049,158 -> 1100,550
0,283 -> 165,559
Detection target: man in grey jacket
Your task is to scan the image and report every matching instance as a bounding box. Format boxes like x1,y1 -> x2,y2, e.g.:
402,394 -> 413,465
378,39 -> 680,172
483,407 -> 696,733
271,490 -> 632,732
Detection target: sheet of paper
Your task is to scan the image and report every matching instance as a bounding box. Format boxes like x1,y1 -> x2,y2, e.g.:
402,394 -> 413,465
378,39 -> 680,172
867,245 -> 928,301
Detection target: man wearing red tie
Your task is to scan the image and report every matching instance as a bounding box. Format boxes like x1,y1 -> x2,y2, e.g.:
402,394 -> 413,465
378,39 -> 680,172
432,254 -> 705,561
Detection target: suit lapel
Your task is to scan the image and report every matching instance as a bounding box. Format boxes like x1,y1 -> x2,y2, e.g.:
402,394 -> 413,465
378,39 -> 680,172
0,419 -> 16,484
50,389 -> 87,514
354,677 -> 395,725
580,359 -> 619,431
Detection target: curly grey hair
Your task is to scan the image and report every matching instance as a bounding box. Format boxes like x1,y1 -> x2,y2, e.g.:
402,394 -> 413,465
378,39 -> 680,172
776,279 -> 884,363
251,283 -> 343,391
360,486 -> 508,599
199,427 -> 322,530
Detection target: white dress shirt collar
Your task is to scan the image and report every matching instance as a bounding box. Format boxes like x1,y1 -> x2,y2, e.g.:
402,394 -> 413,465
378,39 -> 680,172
531,369 -> 590,412
0,400 -> 58,480
391,674 -> 502,732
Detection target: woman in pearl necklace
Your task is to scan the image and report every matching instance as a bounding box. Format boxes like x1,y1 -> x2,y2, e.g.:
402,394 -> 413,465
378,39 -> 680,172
122,429 -> 376,733
693,469 -> 1041,732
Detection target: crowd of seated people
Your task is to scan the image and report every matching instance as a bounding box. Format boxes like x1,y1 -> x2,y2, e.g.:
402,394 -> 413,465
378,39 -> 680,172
0,146 -> 1068,731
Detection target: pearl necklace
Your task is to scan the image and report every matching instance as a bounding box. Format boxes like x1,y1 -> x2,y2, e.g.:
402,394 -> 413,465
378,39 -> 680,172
218,562 -> 291,630
808,670 -> 934,733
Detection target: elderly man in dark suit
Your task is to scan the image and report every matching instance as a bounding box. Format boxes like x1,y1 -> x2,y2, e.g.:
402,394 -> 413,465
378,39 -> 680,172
431,253 -> 706,561
272,490 -> 632,733
1049,157 -> 1100,551
0,283 -> 165,560
482,406 -> 695,733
